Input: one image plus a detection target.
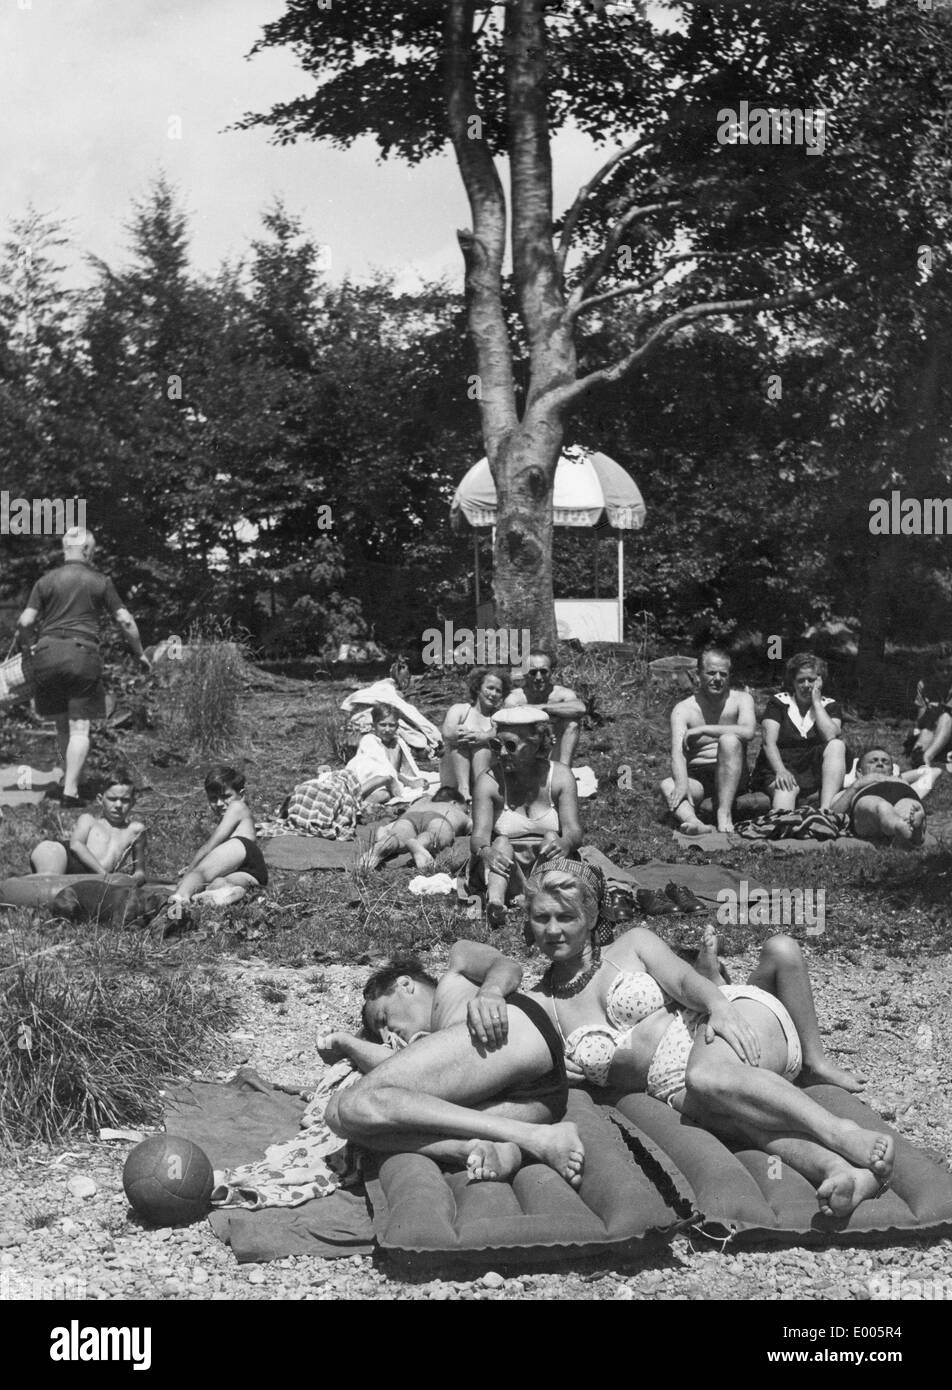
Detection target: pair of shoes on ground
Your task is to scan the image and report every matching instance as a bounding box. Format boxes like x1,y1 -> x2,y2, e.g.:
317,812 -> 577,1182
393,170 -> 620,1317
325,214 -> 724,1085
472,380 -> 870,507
635,882 -> 704,915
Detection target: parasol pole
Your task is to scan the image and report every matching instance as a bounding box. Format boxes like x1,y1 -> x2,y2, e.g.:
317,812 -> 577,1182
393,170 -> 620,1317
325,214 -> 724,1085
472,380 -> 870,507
474,531 -> 481,609
617,535 -> 624,641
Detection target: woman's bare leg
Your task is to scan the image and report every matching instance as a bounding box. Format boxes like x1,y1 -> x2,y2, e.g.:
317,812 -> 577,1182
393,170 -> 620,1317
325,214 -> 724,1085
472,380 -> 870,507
819,738 -> 847,810
681,1003 -> 893,1183
746,934 -> 864,1091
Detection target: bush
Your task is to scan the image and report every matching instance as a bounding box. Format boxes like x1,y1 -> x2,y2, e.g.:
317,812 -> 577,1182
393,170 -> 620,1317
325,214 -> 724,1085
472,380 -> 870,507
158,623 -> 247,755
0,926 -> 236,1147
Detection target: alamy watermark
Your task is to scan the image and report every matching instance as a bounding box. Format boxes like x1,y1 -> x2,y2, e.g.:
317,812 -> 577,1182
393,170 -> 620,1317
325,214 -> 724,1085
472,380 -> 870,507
1,492 -> 87,536
716,880 -> 826,935
421,621 -> 530,667
0,1269 -> 87,1301
717,100 -> 827,156
868,1270 -> 952,1300
868,491 -> 952,535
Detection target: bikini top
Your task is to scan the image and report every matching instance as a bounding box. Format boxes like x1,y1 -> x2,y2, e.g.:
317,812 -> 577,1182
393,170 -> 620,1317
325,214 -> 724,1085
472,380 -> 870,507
493,763 -> 560,838
553,961 -> 672,1088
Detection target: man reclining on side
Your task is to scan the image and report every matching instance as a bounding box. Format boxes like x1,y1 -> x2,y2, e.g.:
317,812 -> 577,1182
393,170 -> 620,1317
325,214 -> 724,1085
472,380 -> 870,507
320,944 -> 583,1186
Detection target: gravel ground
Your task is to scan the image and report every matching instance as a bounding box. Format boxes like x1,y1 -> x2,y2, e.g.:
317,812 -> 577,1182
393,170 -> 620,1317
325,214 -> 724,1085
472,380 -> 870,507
2,946 -> 951,1302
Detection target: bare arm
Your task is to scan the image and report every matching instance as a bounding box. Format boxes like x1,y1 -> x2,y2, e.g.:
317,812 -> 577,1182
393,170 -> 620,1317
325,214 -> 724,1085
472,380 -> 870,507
16,606 -> 39,649
317,1031 -> 397,1074
441,704 -> 467,748
668,702 -> 692,787
760,718 -> 791,781
548,763 -> 582,855
542,686 -> 586,721
689,691 -> 756,743
114,607 -> 150,669
447,940 -> 523,1051
184,801 -> 245,871
67,814 -> 109,875
470,770 -> 500,855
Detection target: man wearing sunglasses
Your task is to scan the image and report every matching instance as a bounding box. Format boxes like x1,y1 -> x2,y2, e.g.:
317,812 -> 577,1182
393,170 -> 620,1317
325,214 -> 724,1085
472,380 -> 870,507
502,650 -> 586,766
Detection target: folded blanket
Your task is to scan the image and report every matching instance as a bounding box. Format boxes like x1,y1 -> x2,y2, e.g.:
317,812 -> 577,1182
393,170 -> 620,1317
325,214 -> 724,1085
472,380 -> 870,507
284,769 -> 362,840
734,807 -> 850,842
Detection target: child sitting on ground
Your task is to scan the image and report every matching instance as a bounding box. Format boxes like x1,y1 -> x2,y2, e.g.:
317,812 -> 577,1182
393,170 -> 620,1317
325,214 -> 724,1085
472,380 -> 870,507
346,702 -> 430,806
30,765 -> 147,882
167,765 -> 268,916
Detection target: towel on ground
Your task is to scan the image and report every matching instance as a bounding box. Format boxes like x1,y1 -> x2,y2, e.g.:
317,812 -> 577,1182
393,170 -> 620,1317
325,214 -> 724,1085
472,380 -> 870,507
340,679 -> 442,754
346,732 -> 438,804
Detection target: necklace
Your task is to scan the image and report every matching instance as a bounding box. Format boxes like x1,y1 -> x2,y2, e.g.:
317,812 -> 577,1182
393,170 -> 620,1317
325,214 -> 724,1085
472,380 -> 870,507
545,945 -> 602,998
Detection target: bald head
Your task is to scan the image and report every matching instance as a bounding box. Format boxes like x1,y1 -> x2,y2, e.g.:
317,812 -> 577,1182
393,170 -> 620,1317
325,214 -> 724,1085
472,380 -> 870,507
62,527 -> 95,561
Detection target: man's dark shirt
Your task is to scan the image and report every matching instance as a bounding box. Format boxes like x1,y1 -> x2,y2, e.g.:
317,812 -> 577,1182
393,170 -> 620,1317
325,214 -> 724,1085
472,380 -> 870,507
26,562 -> 124,644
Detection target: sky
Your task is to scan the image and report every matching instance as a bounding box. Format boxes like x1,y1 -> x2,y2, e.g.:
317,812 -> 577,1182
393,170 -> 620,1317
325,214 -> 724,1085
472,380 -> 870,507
0,0 -> 614,291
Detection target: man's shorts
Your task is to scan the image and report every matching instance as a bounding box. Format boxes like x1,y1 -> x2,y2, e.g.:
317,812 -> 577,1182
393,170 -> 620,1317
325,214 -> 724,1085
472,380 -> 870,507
31,636 -> 106,720
688,759 -> 749,801
501,992 -> 568,1119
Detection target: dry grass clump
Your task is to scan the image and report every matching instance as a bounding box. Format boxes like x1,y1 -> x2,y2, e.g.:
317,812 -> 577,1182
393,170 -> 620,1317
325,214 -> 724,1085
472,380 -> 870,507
0,926 -> 236,1147
158,622 -> 247,755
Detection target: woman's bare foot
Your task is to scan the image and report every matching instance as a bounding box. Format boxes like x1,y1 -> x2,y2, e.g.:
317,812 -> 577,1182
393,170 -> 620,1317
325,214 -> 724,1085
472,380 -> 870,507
816,1163 -> 884,1217
798,1058 -> 866,1093
830,1121 -> 894,1183
465,1139 -> 521,1184
679,817 -> 710,836
715,814 -> 734,834
694,924 -> 721,982
529,1121 -> 585,1188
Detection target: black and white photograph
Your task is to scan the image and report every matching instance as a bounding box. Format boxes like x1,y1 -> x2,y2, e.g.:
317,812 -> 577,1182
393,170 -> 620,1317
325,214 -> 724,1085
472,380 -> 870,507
1,0 -> 951,1344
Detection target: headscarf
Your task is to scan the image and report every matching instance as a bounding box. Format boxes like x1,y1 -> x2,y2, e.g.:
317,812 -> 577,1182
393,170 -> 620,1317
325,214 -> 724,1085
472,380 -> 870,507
525,855 -> 614,946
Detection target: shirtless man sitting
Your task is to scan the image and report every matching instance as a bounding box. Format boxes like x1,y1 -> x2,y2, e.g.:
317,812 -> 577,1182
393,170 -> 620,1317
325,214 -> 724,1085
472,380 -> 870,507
660,646 -> 756,834
830,747 -> 927,847
360,787 -> 472,871
321,944 -> 584,1187
503,650 -> 586,766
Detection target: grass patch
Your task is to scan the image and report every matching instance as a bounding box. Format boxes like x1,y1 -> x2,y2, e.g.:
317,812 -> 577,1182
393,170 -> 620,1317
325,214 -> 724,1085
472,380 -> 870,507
157,623 -> 247,756
0,923 -> 236,1148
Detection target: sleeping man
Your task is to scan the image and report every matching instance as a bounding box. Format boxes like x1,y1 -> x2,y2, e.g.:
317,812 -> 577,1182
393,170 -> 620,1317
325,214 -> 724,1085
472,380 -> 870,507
829,747 -> 926,847
319,944 -> 583,1187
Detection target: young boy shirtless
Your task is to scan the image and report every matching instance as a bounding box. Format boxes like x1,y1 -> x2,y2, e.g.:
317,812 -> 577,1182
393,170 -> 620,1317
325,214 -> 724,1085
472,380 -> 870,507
659,646 -> 756,835
167,765 -> 267,917
30,766 -> 147,882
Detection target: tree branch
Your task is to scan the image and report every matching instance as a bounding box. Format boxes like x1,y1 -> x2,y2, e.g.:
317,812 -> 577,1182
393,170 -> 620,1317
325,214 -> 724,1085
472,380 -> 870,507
566,251 -> 740,321
445,0 -> 518,459
555,138 -> 652,275
555,276 -> 852,409
571,199 -> 686,305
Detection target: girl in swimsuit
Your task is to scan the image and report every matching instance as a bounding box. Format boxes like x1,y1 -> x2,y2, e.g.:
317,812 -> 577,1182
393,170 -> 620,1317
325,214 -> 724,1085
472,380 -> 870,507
470,707 -> 582,929
457,860 -> 893,1218
440,667 -> 511,800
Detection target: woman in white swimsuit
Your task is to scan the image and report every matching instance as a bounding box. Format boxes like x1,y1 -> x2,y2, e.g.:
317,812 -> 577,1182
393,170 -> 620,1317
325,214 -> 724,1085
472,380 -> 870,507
440,667 -> 511,800
470,707 -> 582,928
458,859 -> 894,1219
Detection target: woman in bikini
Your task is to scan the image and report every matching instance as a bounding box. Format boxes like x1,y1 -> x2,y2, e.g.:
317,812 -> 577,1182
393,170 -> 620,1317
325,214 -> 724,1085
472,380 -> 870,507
440,667 -> 511,800
470,706 -> 582,928
456,859 -> 894,1218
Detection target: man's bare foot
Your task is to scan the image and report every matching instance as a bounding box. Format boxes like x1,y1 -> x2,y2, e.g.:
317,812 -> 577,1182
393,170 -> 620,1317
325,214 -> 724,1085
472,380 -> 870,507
799,1058 -> 866,1093
410,845 -> 436,872
465,1139 -> 521,1184
831,1121 -> 894,1183
715,815 -> 734,834
816,1163 -> 884,1217
529,1121 -> 585,1188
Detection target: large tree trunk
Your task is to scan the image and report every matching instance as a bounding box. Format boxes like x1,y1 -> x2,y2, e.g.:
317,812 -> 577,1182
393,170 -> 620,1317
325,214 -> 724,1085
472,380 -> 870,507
492,415 -> 562,649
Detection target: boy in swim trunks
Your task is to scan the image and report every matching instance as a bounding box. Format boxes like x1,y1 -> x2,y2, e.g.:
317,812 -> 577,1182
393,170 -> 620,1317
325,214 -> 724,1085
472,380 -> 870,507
320,944 -> 583,1187
167,765 -> 268,917
829,747 -> 926,847
30,765 -> 147,882
361,787 -> 472,871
